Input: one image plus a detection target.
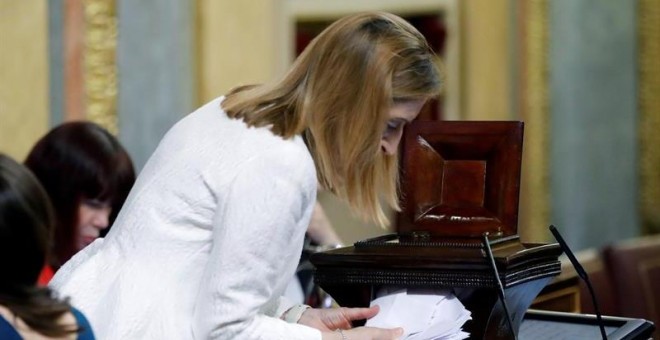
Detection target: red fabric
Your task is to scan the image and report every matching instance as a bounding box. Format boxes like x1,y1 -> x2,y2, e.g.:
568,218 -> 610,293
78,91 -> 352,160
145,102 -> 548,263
37,265 -> 54,286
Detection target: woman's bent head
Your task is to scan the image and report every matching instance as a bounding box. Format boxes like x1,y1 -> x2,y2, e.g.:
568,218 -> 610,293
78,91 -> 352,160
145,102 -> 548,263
224,12 -> 443,226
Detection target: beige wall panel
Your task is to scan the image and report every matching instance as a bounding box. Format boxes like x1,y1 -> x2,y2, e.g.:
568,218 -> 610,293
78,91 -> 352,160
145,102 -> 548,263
462,0 -> 511,120
197,0 -> 282,104
0,1 -> 49,160
318,192 -> 395,245
517,0 -> 550,243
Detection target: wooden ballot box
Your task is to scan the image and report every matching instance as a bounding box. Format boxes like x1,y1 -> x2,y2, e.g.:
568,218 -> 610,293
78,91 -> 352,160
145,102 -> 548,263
310,121 -> 562,339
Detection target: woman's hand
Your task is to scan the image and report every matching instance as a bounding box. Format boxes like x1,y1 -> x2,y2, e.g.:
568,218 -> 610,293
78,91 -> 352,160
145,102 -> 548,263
321,327 -> 404,340
300,306 -> 403,339
298,305 -> 378,331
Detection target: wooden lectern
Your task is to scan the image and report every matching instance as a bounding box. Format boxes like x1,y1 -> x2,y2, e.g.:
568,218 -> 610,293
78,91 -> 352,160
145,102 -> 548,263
310,121 -> 562,339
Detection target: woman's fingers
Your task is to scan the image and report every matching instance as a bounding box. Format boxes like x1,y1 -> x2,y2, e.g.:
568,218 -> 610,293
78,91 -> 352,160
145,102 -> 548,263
300,306 -> 385,332
344,326 -> 404,340
340,305 -> 380,321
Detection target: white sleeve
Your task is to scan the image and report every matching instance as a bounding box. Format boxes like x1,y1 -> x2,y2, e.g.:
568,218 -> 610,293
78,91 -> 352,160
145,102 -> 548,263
192,149 -> 321,340
273,294 -> 298,319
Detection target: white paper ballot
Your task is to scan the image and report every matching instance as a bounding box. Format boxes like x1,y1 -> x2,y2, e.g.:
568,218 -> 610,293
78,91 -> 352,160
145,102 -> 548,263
366,287 -> 471,340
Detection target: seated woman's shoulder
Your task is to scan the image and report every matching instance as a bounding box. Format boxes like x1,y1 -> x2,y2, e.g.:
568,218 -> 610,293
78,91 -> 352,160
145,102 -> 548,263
69,308 -> 95,340
0,305 -> 94,340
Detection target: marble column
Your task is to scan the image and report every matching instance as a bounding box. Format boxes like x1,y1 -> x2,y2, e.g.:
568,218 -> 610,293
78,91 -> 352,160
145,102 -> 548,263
116,0 -> 196,170
549,0 -> 638,250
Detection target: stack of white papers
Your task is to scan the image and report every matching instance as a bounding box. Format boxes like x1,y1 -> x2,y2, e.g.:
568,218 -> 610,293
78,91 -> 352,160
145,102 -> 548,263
365,287 -> 471,340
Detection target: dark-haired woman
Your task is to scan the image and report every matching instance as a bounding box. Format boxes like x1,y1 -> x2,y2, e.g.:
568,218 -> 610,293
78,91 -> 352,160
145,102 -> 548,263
25,122 -> 135,282
0,154 -> 95,339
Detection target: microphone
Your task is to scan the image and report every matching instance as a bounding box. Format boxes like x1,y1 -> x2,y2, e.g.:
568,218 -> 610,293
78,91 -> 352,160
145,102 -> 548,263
549,225 -> 607,340
482,233 -> 517,340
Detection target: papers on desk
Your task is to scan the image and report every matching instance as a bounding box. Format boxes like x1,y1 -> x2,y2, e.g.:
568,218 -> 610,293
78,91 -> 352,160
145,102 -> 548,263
365,287 -> 471,340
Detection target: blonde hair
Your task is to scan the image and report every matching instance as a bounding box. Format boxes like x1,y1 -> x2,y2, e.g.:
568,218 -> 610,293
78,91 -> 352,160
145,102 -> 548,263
223,12 -> 442,226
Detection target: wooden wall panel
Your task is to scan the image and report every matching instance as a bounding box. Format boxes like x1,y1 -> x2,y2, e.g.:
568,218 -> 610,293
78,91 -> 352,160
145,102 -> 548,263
196,0 -> 282,104
516,0 -> 550,243
461,0 -> 512,121
0,1 -> 49,160
63,0 -> 85,121
639,0 -> 660,235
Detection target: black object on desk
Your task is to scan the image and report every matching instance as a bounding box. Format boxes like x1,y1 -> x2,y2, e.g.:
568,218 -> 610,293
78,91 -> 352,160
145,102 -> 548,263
520,309 -> 655,340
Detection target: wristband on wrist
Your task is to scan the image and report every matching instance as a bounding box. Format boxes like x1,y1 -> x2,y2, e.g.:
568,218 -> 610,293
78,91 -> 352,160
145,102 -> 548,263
281,304 -> 311,323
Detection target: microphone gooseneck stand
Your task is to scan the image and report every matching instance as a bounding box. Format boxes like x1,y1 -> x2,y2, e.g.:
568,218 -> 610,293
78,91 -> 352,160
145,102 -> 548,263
549,225 -> 608,340
482,233 -> 518,340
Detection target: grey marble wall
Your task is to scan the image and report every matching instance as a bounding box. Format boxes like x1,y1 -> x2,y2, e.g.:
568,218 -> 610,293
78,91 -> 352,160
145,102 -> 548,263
116,0 -> 196,171
549,0 -> 638,250
47,0 -> 196,170
48,0 -> 64,125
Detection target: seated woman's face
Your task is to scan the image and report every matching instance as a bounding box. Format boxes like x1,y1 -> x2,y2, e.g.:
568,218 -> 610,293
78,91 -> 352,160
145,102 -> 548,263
75,199 -> 112,251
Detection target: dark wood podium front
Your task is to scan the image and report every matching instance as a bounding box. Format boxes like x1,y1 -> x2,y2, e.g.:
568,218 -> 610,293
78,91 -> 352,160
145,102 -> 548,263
311,234 -> 561,339
310,121 -> 563,339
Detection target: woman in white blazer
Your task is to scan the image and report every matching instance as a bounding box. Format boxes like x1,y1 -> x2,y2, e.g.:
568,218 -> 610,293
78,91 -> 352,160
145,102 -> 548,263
50,11 -> 443,340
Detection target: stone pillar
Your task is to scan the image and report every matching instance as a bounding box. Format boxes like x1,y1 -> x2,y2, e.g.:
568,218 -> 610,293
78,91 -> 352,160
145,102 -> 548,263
549,0 -> 638,250
116,0 -> 196,170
